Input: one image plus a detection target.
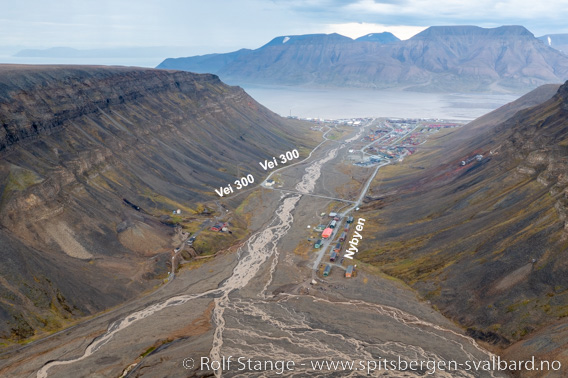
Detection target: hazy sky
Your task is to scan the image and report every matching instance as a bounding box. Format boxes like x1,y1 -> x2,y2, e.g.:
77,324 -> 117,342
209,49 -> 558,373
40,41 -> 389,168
2,0 -> 568,63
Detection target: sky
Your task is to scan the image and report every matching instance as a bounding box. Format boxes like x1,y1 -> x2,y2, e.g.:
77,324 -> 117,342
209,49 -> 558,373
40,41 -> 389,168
2,0 -> 568,66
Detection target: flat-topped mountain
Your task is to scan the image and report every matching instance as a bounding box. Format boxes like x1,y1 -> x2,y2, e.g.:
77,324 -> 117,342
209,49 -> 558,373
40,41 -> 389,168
0,65 -> 314,343
262,33 -> 353,46
355,32 -> 400,43
158,25 -> 568,93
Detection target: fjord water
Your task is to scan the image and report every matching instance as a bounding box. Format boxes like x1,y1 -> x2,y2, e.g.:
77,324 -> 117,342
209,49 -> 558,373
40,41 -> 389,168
242,84 -> 520,120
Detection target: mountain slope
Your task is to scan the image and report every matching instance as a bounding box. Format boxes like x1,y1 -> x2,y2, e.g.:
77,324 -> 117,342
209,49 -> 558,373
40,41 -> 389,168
453,83 -> 561,140
0,65 -> 315,343
158,26 -> 568,93
156,48 -> 252,74
357,82 -> 568,364
538,34 -> 568,54
393,26 -> 568,92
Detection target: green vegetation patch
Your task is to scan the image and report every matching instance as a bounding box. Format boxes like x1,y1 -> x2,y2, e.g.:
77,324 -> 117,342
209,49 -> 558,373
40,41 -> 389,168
192,225 -> 246,256
4,165 -> 44,193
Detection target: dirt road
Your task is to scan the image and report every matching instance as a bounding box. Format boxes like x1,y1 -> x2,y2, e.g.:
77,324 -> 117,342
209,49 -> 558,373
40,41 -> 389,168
1,123 -> 502,378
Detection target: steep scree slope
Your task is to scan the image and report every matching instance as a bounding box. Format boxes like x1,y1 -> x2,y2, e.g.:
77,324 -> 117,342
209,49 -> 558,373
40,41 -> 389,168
0,65 -> 314,343
358,82 -> 568,367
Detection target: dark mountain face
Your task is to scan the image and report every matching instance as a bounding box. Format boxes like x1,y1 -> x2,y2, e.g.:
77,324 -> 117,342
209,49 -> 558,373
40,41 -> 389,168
357,82 -> 568,364
0,65 -> 314,343
158,26 -> 568,93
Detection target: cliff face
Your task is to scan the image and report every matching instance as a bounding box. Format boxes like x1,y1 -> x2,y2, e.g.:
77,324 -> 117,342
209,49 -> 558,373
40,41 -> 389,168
358,82 -> 568,364
0,66 -> 214,150
0,65 -> 314,343
496,81 -> 568,229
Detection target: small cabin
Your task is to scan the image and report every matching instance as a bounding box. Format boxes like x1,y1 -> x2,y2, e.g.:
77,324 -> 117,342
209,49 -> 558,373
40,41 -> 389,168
330,251 -> 337,262
323,264 -> 332,277
329,220 -> 337,229
347,216 -> 354,224
322,228 -> 333,238
334,242 -> 341,253
314,239 -> 322,248
339,232 -> 347,242
345,265 -> 354,278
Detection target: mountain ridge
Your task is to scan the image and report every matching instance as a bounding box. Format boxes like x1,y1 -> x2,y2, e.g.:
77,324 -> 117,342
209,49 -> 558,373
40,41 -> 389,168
158,25 -> 568,93
357,81 -> 568,366
0,65 -> 316,343
538,33 -> 568,54
355,32 -> 400,43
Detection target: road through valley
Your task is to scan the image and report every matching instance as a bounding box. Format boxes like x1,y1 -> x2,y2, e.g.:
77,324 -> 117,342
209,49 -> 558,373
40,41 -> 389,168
2,123 -> 502,377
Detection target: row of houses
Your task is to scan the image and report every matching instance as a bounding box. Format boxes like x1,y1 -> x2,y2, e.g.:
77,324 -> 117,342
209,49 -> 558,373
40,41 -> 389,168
316,212 -> 356,278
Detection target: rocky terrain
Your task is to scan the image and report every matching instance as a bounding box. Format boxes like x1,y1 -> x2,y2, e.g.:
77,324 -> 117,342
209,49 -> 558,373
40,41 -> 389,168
0,115 -> 501,378
357,81 -> 568,369
158,26 -> 568,93
2,65 -> 568,377
0,65 -> 315,344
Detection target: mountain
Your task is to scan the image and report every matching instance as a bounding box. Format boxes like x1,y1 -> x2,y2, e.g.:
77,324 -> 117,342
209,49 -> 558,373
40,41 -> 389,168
538,33 -> 568,54
156,48 -> 252,74
355,32 -> 400,43
0,65 -> 315,343
357,81 -> 568,365
158,33 -> 356,82
158,26 -> 568,93
462,84 -> 561,135
398,26 -> 568,92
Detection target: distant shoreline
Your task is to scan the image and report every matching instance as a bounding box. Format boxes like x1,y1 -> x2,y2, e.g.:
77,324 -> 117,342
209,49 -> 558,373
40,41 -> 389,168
240,84 -> 519,120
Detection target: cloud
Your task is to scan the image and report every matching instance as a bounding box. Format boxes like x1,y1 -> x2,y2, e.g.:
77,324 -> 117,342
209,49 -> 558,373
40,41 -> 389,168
2,0 -> 568,55
343,0 -> 568,24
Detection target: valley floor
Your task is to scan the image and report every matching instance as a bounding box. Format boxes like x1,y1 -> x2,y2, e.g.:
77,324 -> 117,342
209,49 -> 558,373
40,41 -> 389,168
1,121 -> 507,377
